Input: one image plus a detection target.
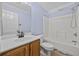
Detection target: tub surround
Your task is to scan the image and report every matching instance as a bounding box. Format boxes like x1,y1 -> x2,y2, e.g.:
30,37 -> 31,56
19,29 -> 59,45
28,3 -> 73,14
0,34 -> 41,55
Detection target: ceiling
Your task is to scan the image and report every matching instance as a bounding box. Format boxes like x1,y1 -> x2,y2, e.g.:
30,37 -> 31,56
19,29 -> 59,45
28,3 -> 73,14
38,2 -> 71,12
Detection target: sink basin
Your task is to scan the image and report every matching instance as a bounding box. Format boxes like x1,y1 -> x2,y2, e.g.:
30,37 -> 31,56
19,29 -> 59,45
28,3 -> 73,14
15,38 -> 25,42
15,36 -> 35,42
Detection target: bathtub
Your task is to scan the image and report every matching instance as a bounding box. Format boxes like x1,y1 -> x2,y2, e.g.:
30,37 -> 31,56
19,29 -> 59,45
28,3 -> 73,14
45,38 -> 79,56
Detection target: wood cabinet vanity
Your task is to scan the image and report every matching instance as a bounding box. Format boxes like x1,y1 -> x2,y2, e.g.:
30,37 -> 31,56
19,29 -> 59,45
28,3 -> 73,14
2,46 -> 25,56
0,39 -> 40,56
30,39 -> 40,56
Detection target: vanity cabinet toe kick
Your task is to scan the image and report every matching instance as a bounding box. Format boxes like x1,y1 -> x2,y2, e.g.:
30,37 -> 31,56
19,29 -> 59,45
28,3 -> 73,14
0,39 -> 40,56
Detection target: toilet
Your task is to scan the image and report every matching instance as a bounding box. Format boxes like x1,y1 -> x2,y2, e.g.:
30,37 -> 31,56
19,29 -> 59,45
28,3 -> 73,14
40,35 -> 54,56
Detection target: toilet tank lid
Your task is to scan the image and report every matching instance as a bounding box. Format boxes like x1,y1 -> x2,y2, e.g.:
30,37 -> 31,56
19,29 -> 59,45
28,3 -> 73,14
42,42 -> 54,48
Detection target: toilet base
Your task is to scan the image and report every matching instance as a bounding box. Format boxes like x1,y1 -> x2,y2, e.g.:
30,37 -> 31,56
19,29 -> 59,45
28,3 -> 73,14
41,46 -> 53,56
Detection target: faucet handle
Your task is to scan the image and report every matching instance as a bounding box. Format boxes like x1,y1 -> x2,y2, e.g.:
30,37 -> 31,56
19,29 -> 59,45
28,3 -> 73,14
17,30 -> 20,33
73,32 -> 77,37
72,40 -> 77,42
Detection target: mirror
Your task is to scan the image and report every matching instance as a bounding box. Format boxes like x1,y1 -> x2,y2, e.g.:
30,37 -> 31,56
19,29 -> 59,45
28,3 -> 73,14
1,3 -> 19,39
2,9 -> 18,36
1,2 -> 31,40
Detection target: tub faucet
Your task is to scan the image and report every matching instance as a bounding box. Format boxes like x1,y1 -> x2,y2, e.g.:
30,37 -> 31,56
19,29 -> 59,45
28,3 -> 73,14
72,40 -> 77,45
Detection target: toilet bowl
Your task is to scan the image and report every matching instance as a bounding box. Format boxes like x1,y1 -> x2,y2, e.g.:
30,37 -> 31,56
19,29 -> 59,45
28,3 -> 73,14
39,35 -> 54,55
41,42 -> 54,56
41,42 -> 54,51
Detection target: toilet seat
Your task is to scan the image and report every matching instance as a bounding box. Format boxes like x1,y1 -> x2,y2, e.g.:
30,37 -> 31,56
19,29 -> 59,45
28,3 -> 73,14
41,42 -> 54,51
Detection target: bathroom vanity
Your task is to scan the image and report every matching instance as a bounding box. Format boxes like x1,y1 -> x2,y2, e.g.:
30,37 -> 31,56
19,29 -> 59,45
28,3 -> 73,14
0,3 -> 41,56
0,35 -> 40,56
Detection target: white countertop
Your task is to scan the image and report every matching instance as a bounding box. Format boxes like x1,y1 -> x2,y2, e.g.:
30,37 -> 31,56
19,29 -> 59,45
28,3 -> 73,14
0,34 -> 41,53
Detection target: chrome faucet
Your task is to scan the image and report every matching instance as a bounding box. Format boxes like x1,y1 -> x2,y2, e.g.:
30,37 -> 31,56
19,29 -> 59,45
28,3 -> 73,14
17,24 -> 24,38
17,30 -> 24,38
72,40 -> 77,45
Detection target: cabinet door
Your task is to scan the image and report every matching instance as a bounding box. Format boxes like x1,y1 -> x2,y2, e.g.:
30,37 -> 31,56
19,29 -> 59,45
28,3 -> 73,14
30,39 -> 40,56
25,44 -> 29,56
3,46 -> 25,56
